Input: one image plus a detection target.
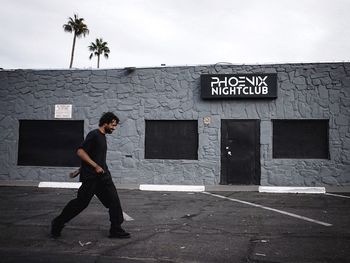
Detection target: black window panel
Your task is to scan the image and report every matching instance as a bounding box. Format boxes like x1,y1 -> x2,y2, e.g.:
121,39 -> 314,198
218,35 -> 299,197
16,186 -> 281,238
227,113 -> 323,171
145,120 -> 198,160
273,120 -> 329,159
18,120 -> 84,167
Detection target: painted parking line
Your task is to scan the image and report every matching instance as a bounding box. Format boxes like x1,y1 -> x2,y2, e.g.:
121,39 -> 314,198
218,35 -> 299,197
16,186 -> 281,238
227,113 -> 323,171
325,193 -> 350,199
202,192 -> 332,227
123,212 -> 134,221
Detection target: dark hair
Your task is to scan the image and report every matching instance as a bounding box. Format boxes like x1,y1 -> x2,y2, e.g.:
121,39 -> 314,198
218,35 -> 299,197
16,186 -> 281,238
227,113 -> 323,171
99,112 -> 119,127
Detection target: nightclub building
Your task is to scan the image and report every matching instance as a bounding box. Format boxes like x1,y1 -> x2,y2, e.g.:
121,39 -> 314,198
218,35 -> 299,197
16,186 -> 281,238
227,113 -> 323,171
0,62 -> 349,187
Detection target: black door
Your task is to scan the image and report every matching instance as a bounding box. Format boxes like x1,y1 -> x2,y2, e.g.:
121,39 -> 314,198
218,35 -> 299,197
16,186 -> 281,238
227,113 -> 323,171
221,120 -> 260,185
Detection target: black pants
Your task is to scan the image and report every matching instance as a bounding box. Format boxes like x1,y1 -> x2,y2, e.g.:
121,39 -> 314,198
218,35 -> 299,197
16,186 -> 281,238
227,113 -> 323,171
54,175 -> 124,228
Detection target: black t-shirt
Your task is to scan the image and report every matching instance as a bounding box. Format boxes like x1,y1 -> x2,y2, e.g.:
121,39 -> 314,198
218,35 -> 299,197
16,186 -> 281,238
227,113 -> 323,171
78,129 -> 109,181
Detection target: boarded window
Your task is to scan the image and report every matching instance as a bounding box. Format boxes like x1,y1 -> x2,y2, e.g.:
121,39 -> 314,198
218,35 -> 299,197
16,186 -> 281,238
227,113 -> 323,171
145,120 -> 198,160
273,120 -> 329,159
18,120 -> 84,167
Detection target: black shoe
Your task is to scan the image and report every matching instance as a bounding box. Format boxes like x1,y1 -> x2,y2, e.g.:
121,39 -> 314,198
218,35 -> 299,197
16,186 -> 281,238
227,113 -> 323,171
51,219 -> 64,238
109,227 -> 131,239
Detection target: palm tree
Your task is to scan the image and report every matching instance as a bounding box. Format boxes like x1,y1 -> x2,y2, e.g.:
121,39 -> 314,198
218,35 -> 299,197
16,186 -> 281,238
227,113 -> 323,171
63,14 -> 89,68
88,38 -> 110,68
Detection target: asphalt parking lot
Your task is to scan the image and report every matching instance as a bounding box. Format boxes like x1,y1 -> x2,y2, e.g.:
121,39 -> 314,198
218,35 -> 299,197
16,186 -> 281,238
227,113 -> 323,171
0,186 -> 349,263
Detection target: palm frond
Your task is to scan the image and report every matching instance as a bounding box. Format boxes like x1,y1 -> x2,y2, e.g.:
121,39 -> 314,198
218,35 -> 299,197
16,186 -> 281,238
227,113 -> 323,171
63,24 -> 72,33
63,14 -> 89,37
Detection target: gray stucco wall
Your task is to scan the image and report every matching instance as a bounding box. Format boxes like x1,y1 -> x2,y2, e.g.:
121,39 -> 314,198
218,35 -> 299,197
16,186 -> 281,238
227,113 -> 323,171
0,63 -> 349,186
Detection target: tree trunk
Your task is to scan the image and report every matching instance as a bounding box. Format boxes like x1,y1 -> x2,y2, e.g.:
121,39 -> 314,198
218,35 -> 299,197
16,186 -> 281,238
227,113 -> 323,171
69,34 -> 76,68
97,55 -> 100,69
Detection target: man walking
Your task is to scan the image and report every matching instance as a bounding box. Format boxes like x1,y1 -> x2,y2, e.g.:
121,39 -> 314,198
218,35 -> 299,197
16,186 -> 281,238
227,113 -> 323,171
51,112 -> 130,238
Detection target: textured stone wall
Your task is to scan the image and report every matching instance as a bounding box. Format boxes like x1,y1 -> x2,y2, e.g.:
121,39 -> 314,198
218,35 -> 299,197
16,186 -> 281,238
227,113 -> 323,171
0,63 -> 349,186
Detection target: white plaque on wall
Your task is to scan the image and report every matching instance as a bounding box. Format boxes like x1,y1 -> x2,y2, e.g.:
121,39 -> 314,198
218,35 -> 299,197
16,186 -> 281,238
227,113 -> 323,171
55,104 -> 72,119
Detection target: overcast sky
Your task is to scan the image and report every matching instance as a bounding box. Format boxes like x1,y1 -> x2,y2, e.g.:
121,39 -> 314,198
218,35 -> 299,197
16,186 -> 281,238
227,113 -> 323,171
1,0 -> 349,69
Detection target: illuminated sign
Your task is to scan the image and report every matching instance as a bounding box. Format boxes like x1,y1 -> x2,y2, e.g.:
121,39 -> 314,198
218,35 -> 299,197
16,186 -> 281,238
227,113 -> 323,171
201,74 -> 277,99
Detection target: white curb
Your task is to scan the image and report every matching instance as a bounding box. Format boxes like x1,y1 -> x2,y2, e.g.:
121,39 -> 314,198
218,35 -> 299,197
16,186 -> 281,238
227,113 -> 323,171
139,184 -> 205,192
259,186 -> 326,194
38,182 -> 82,189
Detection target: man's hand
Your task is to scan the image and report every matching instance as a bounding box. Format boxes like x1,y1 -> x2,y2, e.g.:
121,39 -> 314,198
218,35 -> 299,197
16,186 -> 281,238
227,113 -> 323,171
94,165 -> 105,174
77,149 -> 105,175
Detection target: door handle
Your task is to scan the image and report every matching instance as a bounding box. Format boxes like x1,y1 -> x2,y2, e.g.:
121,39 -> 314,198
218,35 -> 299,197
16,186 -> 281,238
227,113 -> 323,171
227,151 -> 232,156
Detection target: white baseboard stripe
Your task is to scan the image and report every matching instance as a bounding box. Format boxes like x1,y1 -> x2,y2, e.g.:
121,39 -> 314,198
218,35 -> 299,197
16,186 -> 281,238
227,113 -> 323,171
38,182 -> 82,189
139,184 -> 205,192
259,186 -> 325,194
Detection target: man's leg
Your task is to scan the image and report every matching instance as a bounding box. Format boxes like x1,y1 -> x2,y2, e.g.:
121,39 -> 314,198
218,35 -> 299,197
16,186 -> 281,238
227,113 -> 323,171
51,180 -> 96,237
96,177 -> 129,238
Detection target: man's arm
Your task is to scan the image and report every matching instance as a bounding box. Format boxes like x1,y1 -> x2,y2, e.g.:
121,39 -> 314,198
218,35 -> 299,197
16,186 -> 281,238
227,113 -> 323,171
77,148 -> 104,174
